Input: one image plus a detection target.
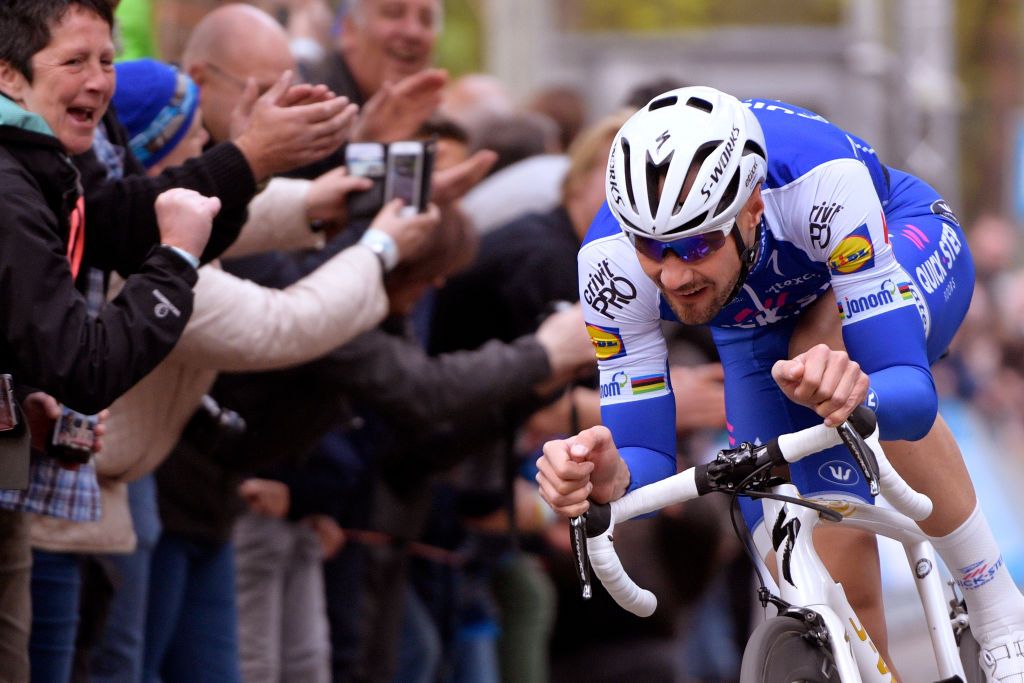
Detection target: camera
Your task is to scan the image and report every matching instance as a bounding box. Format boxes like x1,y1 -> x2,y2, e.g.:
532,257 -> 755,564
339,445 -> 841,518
184,394 -> 247,460
49,405 -> 97,465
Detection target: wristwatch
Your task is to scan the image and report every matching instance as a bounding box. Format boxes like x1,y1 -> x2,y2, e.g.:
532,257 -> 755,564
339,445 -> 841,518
359,228 -> 398,273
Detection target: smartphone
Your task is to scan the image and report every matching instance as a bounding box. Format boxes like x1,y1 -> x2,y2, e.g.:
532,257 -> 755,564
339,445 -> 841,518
384,141 -> 425,216
0,374 -> 16,432
49,405 -> 97,465
345,142 -> 387,221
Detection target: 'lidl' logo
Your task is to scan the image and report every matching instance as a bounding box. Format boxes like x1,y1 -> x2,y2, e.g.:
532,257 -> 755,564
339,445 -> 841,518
586,323 -> 626,361
828,224 -> 875,275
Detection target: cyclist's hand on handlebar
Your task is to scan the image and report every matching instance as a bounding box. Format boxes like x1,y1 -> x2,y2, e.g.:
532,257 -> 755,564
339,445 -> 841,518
771,343 -> 870,427
536,425 -> 630,517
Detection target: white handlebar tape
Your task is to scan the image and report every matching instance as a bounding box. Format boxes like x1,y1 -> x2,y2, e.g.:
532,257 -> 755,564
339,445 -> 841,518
587,532 -> 657,617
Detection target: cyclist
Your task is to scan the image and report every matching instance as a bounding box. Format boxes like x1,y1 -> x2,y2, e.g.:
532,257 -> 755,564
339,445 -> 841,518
536,86 -> 1024,679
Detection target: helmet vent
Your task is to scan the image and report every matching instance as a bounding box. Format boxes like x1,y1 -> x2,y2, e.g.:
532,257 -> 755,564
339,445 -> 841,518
743,139 -> 765,158
665,211 -> 710,236
620,138 -> 640,214
713,169 -> 740,218
648,96 -> 678,112
685,97 -> 714,113
646,150 -> 674,219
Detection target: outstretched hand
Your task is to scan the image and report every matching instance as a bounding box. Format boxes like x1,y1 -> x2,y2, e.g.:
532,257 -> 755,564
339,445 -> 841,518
772,343 -> 869,427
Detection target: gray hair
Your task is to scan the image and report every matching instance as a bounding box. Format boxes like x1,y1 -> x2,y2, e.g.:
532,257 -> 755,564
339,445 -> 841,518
344,0 -> 444,32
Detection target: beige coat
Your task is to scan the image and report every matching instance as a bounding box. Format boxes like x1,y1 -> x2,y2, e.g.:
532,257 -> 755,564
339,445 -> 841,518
30,178 -> 388,553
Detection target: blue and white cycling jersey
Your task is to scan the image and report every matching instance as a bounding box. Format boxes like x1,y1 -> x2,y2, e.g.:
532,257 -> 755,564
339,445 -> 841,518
580,99 -> 975,529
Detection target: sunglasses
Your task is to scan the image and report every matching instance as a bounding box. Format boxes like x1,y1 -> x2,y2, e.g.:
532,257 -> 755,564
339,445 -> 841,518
628,227 -> 731,264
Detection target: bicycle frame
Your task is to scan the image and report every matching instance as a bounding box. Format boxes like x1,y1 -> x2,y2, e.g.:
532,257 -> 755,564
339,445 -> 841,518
759,486 -> 966,681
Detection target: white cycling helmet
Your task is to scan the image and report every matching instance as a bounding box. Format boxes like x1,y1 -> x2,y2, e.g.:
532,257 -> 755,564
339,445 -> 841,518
606,86 -> 767,242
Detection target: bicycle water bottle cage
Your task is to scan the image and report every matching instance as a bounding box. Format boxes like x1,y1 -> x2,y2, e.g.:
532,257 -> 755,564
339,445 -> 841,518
838,406 -> 881,496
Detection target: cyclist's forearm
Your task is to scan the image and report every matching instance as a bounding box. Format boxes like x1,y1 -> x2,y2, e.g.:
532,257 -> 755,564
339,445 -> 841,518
866,365 -> 937,440
601,393 -> 677,492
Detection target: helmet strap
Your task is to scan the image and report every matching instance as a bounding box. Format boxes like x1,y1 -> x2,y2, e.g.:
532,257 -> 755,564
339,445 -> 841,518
724,219 -> 761,304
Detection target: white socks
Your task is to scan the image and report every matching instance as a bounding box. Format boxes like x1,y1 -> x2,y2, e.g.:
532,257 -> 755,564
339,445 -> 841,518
930,503 -> 1024,642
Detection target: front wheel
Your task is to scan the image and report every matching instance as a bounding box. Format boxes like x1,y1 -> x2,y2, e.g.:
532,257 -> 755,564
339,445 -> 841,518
740,616 -> 840,682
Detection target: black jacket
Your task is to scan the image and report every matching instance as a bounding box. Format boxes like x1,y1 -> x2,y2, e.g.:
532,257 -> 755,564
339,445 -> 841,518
75,107 -> 255,271
0,116 -> 197,414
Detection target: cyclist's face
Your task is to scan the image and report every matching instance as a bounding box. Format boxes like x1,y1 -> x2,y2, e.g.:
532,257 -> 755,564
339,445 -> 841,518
637,236 -> 742,324
635,187 -> 763,325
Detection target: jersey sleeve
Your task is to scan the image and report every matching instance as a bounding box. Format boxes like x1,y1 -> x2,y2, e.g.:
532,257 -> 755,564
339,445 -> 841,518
794,160 -> 936,440
579,204 -> 676,490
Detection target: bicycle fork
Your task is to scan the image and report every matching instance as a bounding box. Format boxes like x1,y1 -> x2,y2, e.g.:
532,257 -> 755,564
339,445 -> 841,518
763,492 -> 894,681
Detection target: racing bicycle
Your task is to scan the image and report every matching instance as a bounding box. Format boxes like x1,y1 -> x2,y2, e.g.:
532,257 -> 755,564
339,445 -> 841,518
569,407 -> 983,681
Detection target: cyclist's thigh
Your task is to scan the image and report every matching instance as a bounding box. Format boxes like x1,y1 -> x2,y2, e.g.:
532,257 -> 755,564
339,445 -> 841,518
886,174 -> 975,363
713,322 -> 874,533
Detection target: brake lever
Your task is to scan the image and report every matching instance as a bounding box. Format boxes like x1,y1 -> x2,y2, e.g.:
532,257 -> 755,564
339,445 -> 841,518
836,419 -> 881,497
569,514 -> 592,599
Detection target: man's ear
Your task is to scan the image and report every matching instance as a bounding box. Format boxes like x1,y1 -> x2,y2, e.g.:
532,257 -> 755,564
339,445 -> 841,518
0,61 -> 28,104
185,61 -> 206,87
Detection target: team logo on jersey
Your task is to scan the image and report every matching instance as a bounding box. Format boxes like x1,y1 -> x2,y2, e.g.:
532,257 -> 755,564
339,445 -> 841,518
828,225 -> 875,275
583,259 -> 637,320
930,199 -> 960,225
836,279 -> 901,321
898,224 -> 930,251
808,201 -> 844,249
916,223 -> 963,298
818,460 -> 861,487
586,324 -> 626,361
599,371 -> 631,399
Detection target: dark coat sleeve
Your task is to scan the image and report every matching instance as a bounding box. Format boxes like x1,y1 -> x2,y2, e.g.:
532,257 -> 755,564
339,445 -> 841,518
0,165 -> 197,414
78,116 -> 256,274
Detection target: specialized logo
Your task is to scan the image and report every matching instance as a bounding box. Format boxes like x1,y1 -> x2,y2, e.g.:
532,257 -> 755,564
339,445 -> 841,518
771,506 -> 801,588
599,371 -> 630,399
958,557 -> 1004,590
583,259 -> 637,320
699,126 -> 740,200
837,279 -> 902,322
630,373 -> 666,395
818,460 -> 860,487
655,129 -> 671,154
930,199 -> 960,225
828,224 -> 875,275
152,289 -> 181,319
607,143 -> 624,208
915,223 -> 963,298
915,558 -> 933,579
586,324 -> 626,361
808,201 -> 844,249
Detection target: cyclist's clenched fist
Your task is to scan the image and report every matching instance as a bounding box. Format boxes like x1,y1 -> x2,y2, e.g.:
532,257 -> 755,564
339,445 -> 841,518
771,343 -> 870,428
536,425 -> 632,517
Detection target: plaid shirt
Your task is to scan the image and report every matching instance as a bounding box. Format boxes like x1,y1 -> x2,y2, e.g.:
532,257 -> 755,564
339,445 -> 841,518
0,454 -> 101,521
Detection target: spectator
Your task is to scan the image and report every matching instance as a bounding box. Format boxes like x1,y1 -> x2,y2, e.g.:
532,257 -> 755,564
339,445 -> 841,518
0,2 -> 220,679
440,73 -> 516,135
526,84 -> 588,153
26,57 -> 438,683
469,110 -> 560,177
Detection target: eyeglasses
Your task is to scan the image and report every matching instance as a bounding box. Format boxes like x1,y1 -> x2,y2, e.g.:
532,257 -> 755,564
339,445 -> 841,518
628,227 -> 731,264
205,62 -> 275,96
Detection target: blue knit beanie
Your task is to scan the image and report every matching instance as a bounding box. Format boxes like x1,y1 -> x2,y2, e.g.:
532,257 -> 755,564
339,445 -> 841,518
112,59 -> 200,169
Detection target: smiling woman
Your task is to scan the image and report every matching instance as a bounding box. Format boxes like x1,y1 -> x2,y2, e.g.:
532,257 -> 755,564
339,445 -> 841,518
0,0 -> 114,154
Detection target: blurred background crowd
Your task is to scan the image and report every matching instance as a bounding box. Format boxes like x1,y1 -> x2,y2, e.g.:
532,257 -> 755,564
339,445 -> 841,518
2,0 -> 1024,682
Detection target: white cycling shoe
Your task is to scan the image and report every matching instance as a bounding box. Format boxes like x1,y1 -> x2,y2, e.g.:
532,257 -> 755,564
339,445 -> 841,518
982,631 -> 1024,682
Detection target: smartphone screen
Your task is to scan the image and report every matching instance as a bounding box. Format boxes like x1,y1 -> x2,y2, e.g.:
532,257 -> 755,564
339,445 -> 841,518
346,143 -> 386,178
385,142 -> 424,214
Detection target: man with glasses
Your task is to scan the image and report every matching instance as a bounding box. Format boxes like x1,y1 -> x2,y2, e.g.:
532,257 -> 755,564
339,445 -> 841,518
537,86 -> 1024,681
